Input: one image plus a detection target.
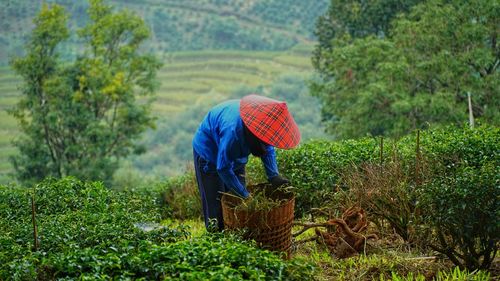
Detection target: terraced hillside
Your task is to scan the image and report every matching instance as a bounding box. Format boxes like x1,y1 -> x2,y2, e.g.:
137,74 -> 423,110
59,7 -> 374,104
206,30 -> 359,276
0,0 -> 328,64
0,44 -> 315,183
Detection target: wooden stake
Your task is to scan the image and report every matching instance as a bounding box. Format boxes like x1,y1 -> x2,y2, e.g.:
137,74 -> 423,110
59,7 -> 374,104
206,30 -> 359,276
415,130 -> 421,186
467,92 -> 474,128
31,191 -> 39,251
379,137 -> 384,166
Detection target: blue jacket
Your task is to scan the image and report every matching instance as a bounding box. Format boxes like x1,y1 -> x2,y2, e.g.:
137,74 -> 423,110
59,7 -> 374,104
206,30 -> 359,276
192,100 -> 279,198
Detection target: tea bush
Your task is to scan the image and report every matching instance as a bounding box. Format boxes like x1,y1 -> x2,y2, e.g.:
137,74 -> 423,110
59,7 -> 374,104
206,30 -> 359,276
44,234 -> 314,280
247,138 -> 380,216
410,126 -> 499,270
0,177 -> 315,280
419,163 -> 499,270
0,177 -> 188,279
418,124 -> 499,169
247,124 -> 499,217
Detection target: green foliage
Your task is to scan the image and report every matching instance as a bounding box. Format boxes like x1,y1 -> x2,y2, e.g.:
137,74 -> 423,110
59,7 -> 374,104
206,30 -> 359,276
9,0 -> 161,185
331,126 -> 499,248
249,137 -> 379,216
417,123 -> 500,171
312,0 -> 500,138
8,4 -> 70,183
0,177 -> 312,280
42,234 -> 314,280
313,0 -> 423,73
0,177 -> 187,279
312,36 -> 415,138
247,124 -> 499,220
419,163 -> 499,270
392,0 -> 500,121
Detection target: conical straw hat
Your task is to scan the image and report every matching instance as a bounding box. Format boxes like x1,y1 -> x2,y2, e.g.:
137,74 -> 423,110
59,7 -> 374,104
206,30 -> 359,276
240,94 -> 301,149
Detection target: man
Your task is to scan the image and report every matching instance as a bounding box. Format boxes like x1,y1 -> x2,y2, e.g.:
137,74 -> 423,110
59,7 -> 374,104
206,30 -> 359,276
192,94 -> 301,230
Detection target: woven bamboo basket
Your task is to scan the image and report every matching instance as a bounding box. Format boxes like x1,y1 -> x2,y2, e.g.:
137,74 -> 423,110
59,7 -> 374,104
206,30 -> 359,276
221,184 -> 295,258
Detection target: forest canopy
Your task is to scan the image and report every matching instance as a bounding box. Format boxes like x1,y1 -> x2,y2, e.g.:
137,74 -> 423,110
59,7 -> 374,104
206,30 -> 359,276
312,0 -> 500,138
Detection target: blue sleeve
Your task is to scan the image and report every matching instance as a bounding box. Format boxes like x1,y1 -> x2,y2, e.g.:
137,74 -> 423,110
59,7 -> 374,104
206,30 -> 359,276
216,130 -> 250,198
261,145 -> 279,180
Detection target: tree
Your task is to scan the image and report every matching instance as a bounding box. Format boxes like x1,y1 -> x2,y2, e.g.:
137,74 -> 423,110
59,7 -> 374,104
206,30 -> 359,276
313,0 -> 423,73
391,0 -> 500,127
10,0 -> 161,185
312,0 -> 499,138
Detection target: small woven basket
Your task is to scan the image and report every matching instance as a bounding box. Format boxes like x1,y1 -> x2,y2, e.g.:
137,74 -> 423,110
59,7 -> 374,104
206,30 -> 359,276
221,184 -> 295,258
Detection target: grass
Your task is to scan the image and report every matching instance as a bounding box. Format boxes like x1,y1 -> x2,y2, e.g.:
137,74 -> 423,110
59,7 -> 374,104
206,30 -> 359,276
161,70 -> 269,84
0,47 -> 314,183
168,50 -> 281,62
0,96 -> 18,108
274,55 -> 313,69
162,218 -> 206,238
291,223 -> 495,280
0,112 -> 18,130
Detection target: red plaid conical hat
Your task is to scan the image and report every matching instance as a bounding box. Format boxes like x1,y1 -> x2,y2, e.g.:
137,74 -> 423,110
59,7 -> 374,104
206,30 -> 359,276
240,94 -> 301,149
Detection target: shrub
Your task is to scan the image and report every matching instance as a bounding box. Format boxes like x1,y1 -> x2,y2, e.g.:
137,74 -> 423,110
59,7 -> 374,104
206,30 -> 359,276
42,233 -> 314,280
1,177 -> 312,280
0,177 -> 188,279
247,124 -> 499,219
419,163 -> 499,270
248,138 -> 380,216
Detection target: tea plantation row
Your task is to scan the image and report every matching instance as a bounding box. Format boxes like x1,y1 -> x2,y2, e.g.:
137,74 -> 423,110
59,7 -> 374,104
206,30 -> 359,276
245,124 -> 499,216
0,178 -> 313,280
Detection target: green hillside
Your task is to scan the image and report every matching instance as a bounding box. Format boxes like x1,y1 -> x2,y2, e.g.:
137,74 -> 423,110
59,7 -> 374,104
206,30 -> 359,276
0,0 -> 328,65
0,44 -> 318,183
0,0 -> 328,183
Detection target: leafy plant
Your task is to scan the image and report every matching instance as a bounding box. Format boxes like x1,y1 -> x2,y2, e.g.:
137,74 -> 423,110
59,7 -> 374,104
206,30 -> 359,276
419,163 -> 499,270
313,0 -> 422,72
246,124 -> 498,219
43,233 -> 314,280
0,177 -> 313,280
223,184 -> 293,213
0,177 -> 187,279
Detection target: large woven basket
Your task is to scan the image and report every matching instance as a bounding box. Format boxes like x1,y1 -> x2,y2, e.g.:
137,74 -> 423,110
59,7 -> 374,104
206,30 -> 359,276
221,184 -> 295,258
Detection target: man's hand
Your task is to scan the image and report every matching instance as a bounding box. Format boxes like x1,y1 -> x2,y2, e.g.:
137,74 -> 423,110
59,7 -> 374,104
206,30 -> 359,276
269,175 -> 290,187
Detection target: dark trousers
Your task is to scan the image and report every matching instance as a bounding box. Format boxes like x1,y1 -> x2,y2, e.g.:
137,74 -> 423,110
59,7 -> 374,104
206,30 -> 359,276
193,149 -> 245,231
